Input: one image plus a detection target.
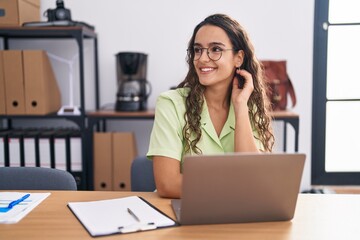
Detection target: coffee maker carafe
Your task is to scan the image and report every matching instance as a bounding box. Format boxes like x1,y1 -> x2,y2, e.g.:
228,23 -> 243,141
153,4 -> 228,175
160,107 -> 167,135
115,52 -> 151,111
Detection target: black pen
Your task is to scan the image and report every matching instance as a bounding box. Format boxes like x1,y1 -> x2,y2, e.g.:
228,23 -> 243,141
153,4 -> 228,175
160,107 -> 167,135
127,208 -> 141,222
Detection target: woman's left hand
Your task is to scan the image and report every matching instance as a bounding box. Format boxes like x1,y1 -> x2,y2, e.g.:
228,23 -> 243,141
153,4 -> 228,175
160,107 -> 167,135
231,68 -> 254,111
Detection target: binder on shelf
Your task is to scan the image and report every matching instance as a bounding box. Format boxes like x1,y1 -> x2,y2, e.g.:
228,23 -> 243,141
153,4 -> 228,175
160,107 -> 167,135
93,132 -> 113,191
38,130 -> 54,168
69,130 -> 82,172
3,50 -> 26,114
23,50 -> 61,115
112,132 -> 138,191
23,129 -> 38,167
0,51 -> 6,114
0,134 -> 4,167
8,130 -> 24,167
53,129 -> 69,171
68,130 -> 82,188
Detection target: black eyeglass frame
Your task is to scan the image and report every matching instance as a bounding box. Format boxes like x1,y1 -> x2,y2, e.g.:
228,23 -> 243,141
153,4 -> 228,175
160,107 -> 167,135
187,47 -> 236,61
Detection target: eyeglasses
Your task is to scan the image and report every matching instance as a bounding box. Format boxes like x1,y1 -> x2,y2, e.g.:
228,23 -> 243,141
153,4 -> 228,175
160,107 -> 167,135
189,46 -> 235,61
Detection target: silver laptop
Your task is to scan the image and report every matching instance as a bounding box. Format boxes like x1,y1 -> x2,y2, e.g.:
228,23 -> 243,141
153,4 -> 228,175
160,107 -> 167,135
171,153 -> 305,225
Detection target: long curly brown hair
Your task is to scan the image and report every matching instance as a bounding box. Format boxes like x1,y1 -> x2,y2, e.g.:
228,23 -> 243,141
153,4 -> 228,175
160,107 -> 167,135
177,14 -> 274,153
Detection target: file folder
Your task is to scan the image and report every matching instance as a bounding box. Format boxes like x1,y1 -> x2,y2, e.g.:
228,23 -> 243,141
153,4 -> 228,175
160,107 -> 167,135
38,130 -> 54,168
53,130 -> 68,171
112,132 -> 138,191
8,131 -> 23,167
23,50 -> 61,115
68,130 -> 82,188
0,51 -> 6,114
23,129 -> 38,167
3,50 -> 26,115
93,132 -> 113,191
69,130 -> 82,172
0,136 -> 4,167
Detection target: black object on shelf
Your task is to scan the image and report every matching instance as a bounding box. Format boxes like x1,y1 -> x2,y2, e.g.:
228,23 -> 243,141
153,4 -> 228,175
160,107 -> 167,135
115,52 -> 152,112
23,20 -> 95,31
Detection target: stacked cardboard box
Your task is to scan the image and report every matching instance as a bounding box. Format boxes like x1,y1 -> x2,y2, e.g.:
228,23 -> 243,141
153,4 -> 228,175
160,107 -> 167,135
0,0 -> 40,26
93,132 -> 138,191
0,50 -> 61,115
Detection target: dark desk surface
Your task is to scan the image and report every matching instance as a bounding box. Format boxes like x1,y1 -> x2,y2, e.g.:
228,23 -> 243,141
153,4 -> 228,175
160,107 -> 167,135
1,191 -> 360,240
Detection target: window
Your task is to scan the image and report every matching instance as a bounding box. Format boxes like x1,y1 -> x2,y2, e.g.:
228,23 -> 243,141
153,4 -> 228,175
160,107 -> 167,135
312,0 -> 360,184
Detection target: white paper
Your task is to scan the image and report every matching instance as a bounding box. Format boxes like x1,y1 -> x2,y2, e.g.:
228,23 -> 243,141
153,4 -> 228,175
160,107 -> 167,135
0,192 -> 51,224
68,196 -> 176,236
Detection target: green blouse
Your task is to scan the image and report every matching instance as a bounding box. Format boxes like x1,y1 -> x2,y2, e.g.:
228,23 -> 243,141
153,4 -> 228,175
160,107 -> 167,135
147,88 -> 262,163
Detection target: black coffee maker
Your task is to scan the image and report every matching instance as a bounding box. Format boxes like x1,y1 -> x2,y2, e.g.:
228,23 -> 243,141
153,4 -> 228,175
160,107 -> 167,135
115,52 -> 151,111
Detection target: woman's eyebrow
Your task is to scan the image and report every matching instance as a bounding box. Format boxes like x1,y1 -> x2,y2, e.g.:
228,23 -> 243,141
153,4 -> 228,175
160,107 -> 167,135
209,42 -> 226,46
193,42 -> 226,47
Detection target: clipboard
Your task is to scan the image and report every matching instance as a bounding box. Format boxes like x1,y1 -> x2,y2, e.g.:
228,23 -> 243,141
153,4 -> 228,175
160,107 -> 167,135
68,196 -> 178,236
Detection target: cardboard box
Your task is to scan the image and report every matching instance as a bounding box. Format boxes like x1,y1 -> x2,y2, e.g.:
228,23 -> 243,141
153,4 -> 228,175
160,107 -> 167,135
0,0 -> 40,26
2,50 -> 61,115
0,52 -> 6,114
93,132 -> 138,191
93,133 -> 113,191
3,50 -> 26,115
112,132 -> 138,191
23,50 -> 61,115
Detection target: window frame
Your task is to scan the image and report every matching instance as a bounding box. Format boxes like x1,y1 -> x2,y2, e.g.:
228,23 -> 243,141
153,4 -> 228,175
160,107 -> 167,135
312,0 -> 360,185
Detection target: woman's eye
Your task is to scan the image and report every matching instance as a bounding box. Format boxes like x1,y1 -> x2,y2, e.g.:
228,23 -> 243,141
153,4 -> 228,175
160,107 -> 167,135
211,46 -> 223,52
194,47 -> 202,54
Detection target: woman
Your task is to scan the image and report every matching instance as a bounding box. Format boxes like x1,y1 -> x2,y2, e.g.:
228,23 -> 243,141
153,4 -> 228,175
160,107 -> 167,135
147,14 -> 274,198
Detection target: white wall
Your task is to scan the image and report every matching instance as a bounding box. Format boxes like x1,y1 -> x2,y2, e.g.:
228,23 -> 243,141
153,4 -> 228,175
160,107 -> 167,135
40,0 -> 315,190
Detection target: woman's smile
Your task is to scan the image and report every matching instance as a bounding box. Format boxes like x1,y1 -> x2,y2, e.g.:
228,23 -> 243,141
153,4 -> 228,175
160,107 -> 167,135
199,67 -> 216,73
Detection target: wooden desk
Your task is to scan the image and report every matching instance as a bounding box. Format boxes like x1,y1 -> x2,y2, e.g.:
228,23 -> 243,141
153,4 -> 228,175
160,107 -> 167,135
1,191 -> 359,240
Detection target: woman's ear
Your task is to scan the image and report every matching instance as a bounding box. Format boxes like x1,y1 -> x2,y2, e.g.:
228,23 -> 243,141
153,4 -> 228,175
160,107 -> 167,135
235,50 -> 245,68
